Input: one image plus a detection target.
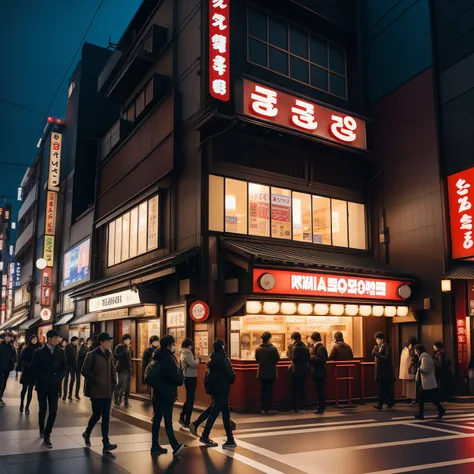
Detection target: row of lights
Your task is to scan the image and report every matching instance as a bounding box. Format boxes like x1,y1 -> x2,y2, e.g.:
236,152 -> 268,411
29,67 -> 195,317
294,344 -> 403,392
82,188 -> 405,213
246,301 -> 410,317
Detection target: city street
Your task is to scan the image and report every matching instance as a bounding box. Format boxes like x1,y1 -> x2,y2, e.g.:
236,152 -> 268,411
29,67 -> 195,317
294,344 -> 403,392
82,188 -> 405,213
0,374 -> 473,473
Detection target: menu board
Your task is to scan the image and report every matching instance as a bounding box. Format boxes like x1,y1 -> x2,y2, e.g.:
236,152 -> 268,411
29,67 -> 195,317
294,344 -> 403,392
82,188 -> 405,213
166,307 -> 186,328
195,330 -> 209,357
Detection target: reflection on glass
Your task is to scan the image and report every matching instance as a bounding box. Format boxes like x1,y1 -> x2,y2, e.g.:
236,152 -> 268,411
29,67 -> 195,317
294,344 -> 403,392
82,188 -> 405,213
225,179 -> 247,234
271,187 -> 291,239
293,192 -> 311,242
249,183 -> 270,237
312,196 -> 331,245
332,199 -> 348,247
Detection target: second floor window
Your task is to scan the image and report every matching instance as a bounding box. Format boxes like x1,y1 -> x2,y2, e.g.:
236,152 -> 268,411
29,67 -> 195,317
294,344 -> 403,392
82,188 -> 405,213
248,5 -> 347,99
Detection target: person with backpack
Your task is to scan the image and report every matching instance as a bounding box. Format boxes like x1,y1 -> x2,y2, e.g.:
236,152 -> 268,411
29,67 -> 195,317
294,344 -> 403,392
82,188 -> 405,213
142,335 -> 160,381
81,332 -> 118,454
433,341 -> 452,402
179,338 -> 200,428
289,332 -> 310,413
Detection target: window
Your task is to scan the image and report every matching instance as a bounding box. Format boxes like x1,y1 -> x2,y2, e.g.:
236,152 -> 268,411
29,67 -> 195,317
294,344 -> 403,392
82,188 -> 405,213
107,196 -> 159,267
312,196 -> 331,245
135,91 -> 145,117
293,192 -> 311,242
249,183 -> 270,237
247,5 -> 347,99
271,187 -> 291,239
349,202 -> 366,250
145,80 -> 154,106
121,76 -> 154,123
332,200 -> 348,247
225,179 -> 247,234
209,176 -> 224,232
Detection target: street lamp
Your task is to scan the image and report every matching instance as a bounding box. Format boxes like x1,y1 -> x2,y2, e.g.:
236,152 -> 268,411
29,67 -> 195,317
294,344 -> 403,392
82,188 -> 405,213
441,279 -> 452,293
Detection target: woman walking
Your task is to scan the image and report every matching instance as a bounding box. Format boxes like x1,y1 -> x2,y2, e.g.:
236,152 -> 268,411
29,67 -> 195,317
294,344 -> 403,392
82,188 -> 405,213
179,338 -> 200,428
433,341 -> 452,401
399,337 -> 418,404
19,335 -> 40,414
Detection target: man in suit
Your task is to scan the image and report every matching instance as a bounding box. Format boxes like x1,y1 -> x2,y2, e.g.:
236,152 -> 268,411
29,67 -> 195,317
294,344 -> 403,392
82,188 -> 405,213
31,330 -> 66,448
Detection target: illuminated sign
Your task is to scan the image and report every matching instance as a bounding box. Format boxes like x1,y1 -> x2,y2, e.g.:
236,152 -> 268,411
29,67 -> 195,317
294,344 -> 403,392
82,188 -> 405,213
45,191 -> 57,235
242,80 -> 367,150
17,187 -> 23,201
209,0 -> 230,102
48,132 -> 62,191
43,235 -> 55,267
88,289 -> 141,312
63,239 -> 90,288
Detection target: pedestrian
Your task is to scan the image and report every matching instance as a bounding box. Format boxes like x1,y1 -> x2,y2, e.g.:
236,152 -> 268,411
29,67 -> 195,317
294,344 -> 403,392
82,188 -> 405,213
81,332 -> 118,454
400,337 -> 418,404
433,341 -> 452,402
198,339 -> 236,449
309,331 -> 328,415
58,339 -> 68,398
255,331 -> 280,415
148,335 -> 184,456
15,341 -> 25,380
413,344 -> 446,420
329,331 -> 354,360
142,335 -> 159,380
289,331 -> 310,413
31,330 -> 66,448
178,338 -> 200,428
76,337 -> 93,400
63,336 -> 79,401
113,334 -> 133,408
372,332 -> 396,410
0,332 -> 17,407
19,335 -> 40,415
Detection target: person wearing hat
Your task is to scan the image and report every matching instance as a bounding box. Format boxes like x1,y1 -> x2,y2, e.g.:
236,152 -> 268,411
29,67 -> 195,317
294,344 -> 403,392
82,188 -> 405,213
30,330 -> 66,448
372,332 -> 396,410
81,333 -> 118,454
0,332 -> 17,407
328,332 -> 354,361
113,333 -> 133,407
63,336 -> 79,401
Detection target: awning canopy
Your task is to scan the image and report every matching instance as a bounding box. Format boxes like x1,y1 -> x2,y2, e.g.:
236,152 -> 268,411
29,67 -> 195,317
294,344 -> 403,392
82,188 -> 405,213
19,317 -> 41,330
0,310 -> 29,331
70,313 -> 99,326
445,265 -> 474,280
54,314 -> 75,326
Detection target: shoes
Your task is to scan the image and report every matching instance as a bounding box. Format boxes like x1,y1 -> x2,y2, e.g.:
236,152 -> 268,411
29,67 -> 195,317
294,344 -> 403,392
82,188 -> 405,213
68,395 -> 73,401
223,439 -> 237,449
43,436 -> 53,449
414,413 -> 424,420
39,430 -> 45,439
103,443 -> 118,453
261,410 -> 268,415
410,400 -> 418,405
114,400 -> 120,407
0,398 -> 5,407
19,405 -> 24,414
75,394 -> 81,400
173,444 -> 185,456
124,402 -> 130,408
180,423 -> 190,430
179,416 -> 186,427
82,432 -> 91,448
190,423 -> 199,437
25,407 -> 30,415
373,405 -> 383,410
298,409 -> 305,413
268,409 -> 279,414
314,410 -> 324,415
150,445 -> 168,455
62,395 -> 66,401
200,437 -> 218,447
403,400 -> 412,405
437,408 -> 446,419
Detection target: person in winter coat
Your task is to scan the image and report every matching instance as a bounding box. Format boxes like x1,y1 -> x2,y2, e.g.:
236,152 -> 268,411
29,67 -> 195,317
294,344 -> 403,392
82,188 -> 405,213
289,332 -> 310,413
400,337 -> 418,404
433,341 -> 452,402
113,334 -> 133,407
142,335 -> 160,381
372,332 -> 396,410
310,332 -> 328,415
19,335 -> 40,414
63,336 -> 79,401
414,344 -> 446,420
0,332 -> 17,407
179,338 -> 200,428
76,337 -> 93,399
255,331 -> 280,415
81,332 -> 118,454
329,332 -> 354,361
15,342 -> 25,379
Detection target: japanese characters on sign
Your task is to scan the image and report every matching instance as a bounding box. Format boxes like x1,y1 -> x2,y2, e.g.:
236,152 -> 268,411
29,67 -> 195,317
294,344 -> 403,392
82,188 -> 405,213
45,191 -> 57,235
243,80 -> 367,150
456,317 -> 468,366
41,267 -> 53,313
48,132 -> 62,191
209,0 -> 230,102
43,235 -> 55,267
447,167 -> 474,259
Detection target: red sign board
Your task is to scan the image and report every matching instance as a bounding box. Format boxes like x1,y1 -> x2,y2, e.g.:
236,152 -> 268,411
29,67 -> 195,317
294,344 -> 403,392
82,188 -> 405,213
242,79 -> 367,150
41,287 -> 51,306
41,268 -> 52,288
447,167 -> 474,259
457,316 -> 468,365
209,0 -> 230,102
189,301 -> 210,323
253,268 -> 407,301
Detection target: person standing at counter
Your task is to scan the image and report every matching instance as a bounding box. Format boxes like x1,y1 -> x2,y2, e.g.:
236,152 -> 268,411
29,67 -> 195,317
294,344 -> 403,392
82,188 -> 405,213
372,332 -> 396,410
399,337 -> 418,404
114,334 -> 133,408
255,331 -> 280,415
328,332 -> 354,361
310,332 -> 328,415
289,332 -> 310,413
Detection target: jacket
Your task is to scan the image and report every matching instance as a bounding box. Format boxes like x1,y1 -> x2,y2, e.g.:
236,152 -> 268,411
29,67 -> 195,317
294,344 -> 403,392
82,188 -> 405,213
417,352 -> 438,390
434,350 -> 451,379
77,344 -> 89,371
255,343 -> 280,380
153,348 -> 183,403
65,343 -> 78,370
207,351 -> 236,395
31,344 -> 66,393
142,346 -> 156,377
399,347 -> 416,380
19,345 -> 38,386
373,343 -> 394,382
82,347 -> 117,399
329,340 -> 354,361
290,341 -> 310,378
180,347 -> 200,378
114,343 -> 132,373
310,342 -> 328,379
0,341 -> 16,373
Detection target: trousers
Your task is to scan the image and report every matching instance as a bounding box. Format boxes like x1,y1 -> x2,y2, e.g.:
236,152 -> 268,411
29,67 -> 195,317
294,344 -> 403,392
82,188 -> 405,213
418,387 -> 444,416
20,384 -> 34,408
0,371 -> 10,397
63,369 -> 76,397
114,372 -> 131,403
86,398 -> 111,445
180,377 -> 197,424
291,376 -> 307,411
38,389 -> 59,435
152,396 -> 179,449
314,378 -> 326,412
378,380 -> 395,407
260,379 -> 275,412
202,393 -> 234,440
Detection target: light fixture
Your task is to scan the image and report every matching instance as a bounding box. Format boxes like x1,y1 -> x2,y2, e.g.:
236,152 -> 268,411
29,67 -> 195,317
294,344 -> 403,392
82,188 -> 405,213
36,258 -> 47,270
372,306 -> 384,317
345,304 -> 359,316
384,306 -> 397,317
330,304 -> 344,316
280,302 -> 297,315
225,194 -> 236,211
246,301 -> 261,314
263,302 -> 280,315
297,303 -> 313,315
359,305 -> 372,316
397,306 -> 409,317
441,279 -> 452,293
314,304 -> 329,315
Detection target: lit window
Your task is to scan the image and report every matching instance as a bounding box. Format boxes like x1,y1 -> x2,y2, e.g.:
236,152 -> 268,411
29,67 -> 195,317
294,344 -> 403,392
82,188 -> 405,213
130,207 -> 138,259
312,196 -> 331,245
122,212 -> 130,261
348,202 -> 366,250
115,217 -> 123,264
11,222 -> 16,230
332,199 -> 348,247
249,183 -> 270,237
108,221 -> 115,266
271,187 -> 291,239
209,175 -> 224,232
138,202 -> 148,255
225,179 -> 247,234
293,192 -> 311,242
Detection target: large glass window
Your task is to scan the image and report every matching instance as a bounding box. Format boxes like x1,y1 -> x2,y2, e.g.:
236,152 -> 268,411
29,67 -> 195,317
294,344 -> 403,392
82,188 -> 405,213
349,202 -> 367,250
248,5 -> 347,99
225,179 -> 247,234
332,199 -> 348,248
249,183 -> 270,237
293,192 -> 311,242
312,196 -> 331,245
271,187 -> 291,239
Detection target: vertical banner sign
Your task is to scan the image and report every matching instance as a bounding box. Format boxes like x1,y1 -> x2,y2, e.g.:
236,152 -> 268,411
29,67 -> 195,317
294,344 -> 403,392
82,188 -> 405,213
45,191 -> 57,235
48,133 -> 62,191
43,235 -> 55,267
456,316 -> 468,366
41,268 -> 52,306
209,0 -> 230,102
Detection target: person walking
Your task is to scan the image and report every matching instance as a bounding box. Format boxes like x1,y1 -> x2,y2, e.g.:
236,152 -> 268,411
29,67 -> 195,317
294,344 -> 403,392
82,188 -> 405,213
15,342 -> 25,380
64,336 -> 79,401
255,331 -> 280,415
372,332 -> 396,410
0,332 -> 17,407
113,334 -> 133,407
400,337 -> 418,404
329,332 -> 354,360
31,330 -> 66,448
179,338 -> 200,428
433,341 -> 452,402
81,332 -> 118,454
76,337 -> 93,400
57,339 -> 68,398
142,335 -> 159,380
309,332 -> 328,415
19,335 -> 40,415
414,344 -> 446,420
289,332 -> 310,413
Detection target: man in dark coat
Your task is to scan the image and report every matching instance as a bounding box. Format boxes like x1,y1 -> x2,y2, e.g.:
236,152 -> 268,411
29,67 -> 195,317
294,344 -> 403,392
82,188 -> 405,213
81,333 -> 117,454
142,335 -> 159,381
373,332 -> 395,410
76,337 -> 93,399
31,330 -> 66,448
255,331 -> 280,414
0,332 -> 17,406
310,332 -> 328,414
64,336 -> 79,401
289,332 -> 310,413
329,331 -> 354,361
113,334 -> 133,407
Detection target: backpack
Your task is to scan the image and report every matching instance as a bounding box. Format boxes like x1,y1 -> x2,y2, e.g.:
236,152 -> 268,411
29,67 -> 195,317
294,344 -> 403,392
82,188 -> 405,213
144,360 -> 161,388
204,358 -> 224,395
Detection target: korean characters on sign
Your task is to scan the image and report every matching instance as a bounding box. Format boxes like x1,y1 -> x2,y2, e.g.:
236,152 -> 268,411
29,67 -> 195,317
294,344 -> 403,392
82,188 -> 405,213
244,80 -> 367,150
209,0 -> 230,102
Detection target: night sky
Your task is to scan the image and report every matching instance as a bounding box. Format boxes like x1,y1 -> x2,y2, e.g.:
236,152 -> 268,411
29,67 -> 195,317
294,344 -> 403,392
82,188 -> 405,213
0,0 -> 142,221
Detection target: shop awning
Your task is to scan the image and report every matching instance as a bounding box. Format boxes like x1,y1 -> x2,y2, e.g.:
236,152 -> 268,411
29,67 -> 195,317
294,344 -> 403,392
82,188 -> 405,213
221,238 -> 414,278
70,313 -> 99,325
19,317 -> 41,330
54,314 -> 75,326
445,265 -> 474,280
0,310 -> 29,331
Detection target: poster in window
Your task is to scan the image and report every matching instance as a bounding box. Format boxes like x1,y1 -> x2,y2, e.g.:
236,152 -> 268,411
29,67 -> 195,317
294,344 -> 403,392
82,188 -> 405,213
271,193 -> 291,238
249,184 -> 270,236
147,196 -> 159,250
138,202 -> 147,255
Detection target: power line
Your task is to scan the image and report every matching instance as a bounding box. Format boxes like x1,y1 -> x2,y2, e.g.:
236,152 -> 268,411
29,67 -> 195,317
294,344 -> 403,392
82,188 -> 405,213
0,99 -> 46,117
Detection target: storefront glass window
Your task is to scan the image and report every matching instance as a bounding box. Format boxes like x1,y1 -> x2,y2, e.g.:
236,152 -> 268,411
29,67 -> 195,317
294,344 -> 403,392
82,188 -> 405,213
225,179 -> 247,234
332,199 -> 348,247
209,175 -> 224,232
249,183 -> 270,237
312,196 -> 331,245
115,217 -> 122,264
108,221 -> 115,266
166,307 -> 186,350
122,212 -> 130,262
130,207 -> 138,258
348,202 -> 367,250
138,319 -> 161,358
293,192 -> 312,242
138,202 -> 147,255
271,187 -> 291,239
